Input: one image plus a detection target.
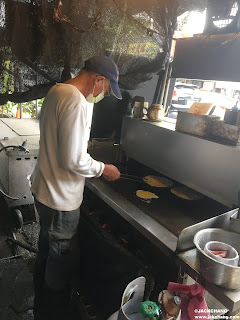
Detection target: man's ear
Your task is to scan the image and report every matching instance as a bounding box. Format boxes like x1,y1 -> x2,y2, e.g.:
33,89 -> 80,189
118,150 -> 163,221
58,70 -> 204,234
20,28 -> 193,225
96,76 -> 105,82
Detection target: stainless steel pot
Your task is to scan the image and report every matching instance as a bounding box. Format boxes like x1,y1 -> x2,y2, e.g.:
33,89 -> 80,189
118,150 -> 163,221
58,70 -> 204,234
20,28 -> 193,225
194,228 -> 240,290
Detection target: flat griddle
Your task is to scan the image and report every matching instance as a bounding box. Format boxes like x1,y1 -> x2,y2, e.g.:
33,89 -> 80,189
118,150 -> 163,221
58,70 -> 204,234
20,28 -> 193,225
102,177 -> 229,237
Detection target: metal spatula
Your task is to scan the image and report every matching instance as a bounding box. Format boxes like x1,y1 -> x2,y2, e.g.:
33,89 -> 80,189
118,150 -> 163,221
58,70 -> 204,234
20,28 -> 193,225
120,174 -> 145,183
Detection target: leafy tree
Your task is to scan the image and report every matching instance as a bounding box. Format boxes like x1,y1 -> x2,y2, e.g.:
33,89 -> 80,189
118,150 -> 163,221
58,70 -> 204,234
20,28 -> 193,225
1,98 -> 44,118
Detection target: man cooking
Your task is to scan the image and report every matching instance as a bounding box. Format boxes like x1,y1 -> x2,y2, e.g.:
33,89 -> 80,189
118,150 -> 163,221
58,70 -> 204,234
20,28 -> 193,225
31,55 -> 121,319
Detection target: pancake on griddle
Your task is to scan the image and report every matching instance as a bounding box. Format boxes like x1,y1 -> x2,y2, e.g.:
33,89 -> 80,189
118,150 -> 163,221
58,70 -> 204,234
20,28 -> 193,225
171,186 -> 203,200
136,190 -> 159,200
144,175 -> 173,188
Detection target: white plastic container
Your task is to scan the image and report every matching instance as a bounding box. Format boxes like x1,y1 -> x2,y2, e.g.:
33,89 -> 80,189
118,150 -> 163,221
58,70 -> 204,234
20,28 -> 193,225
107,277 -> 181,320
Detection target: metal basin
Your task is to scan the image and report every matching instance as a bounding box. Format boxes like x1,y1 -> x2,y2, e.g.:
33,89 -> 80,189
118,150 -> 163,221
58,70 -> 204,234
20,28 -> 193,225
194,228 -> 240,290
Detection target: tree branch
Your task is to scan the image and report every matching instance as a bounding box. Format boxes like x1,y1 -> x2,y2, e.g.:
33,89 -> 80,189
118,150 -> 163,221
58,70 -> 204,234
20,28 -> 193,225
22,58 -> 57,83
0,83 -> 54,104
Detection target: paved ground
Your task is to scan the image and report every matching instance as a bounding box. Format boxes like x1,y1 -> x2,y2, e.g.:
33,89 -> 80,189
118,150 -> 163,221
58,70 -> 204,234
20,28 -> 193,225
0,196 -> 83,320
0,196 -> 38,320
0,258 -> 35,320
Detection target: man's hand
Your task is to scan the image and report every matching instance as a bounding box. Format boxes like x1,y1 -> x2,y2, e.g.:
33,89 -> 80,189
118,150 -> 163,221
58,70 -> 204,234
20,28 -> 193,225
102,164 -> 120,181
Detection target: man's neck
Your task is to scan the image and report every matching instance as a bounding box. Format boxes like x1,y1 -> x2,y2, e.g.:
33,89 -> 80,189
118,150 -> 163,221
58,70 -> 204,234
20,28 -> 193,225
64,71 -> 93,98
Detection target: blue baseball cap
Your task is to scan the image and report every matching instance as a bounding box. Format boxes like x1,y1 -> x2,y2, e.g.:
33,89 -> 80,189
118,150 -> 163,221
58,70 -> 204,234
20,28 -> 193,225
84,55 -> 122,100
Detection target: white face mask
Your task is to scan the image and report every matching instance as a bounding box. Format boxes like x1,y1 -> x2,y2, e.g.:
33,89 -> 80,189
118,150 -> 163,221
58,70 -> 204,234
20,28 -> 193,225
86,91 -> 104,103
86,80 -> 105,103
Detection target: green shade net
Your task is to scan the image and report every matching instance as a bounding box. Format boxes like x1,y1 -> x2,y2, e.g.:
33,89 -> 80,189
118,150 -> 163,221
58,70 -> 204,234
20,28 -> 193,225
0,0 -> 205,103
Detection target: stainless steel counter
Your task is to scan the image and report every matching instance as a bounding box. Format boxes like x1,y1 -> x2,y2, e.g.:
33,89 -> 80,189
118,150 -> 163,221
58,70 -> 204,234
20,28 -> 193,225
85,177 -> 240,314
88,115 -> 240,313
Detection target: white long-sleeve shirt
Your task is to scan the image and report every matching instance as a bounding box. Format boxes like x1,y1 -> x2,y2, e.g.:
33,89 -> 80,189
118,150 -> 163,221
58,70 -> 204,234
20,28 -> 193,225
31,83 -> 105,211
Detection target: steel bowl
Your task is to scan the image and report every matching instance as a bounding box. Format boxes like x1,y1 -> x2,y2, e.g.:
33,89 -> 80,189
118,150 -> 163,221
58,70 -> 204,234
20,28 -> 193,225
204,241 -> 239,267
194,228 -> 240,290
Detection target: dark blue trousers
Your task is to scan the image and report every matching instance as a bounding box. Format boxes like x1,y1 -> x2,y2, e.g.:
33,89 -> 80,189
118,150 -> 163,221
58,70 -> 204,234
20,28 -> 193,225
34,199 -> 80,291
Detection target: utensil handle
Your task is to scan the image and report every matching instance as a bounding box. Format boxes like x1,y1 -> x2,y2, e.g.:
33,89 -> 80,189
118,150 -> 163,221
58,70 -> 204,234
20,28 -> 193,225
120,174 -> 143,182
